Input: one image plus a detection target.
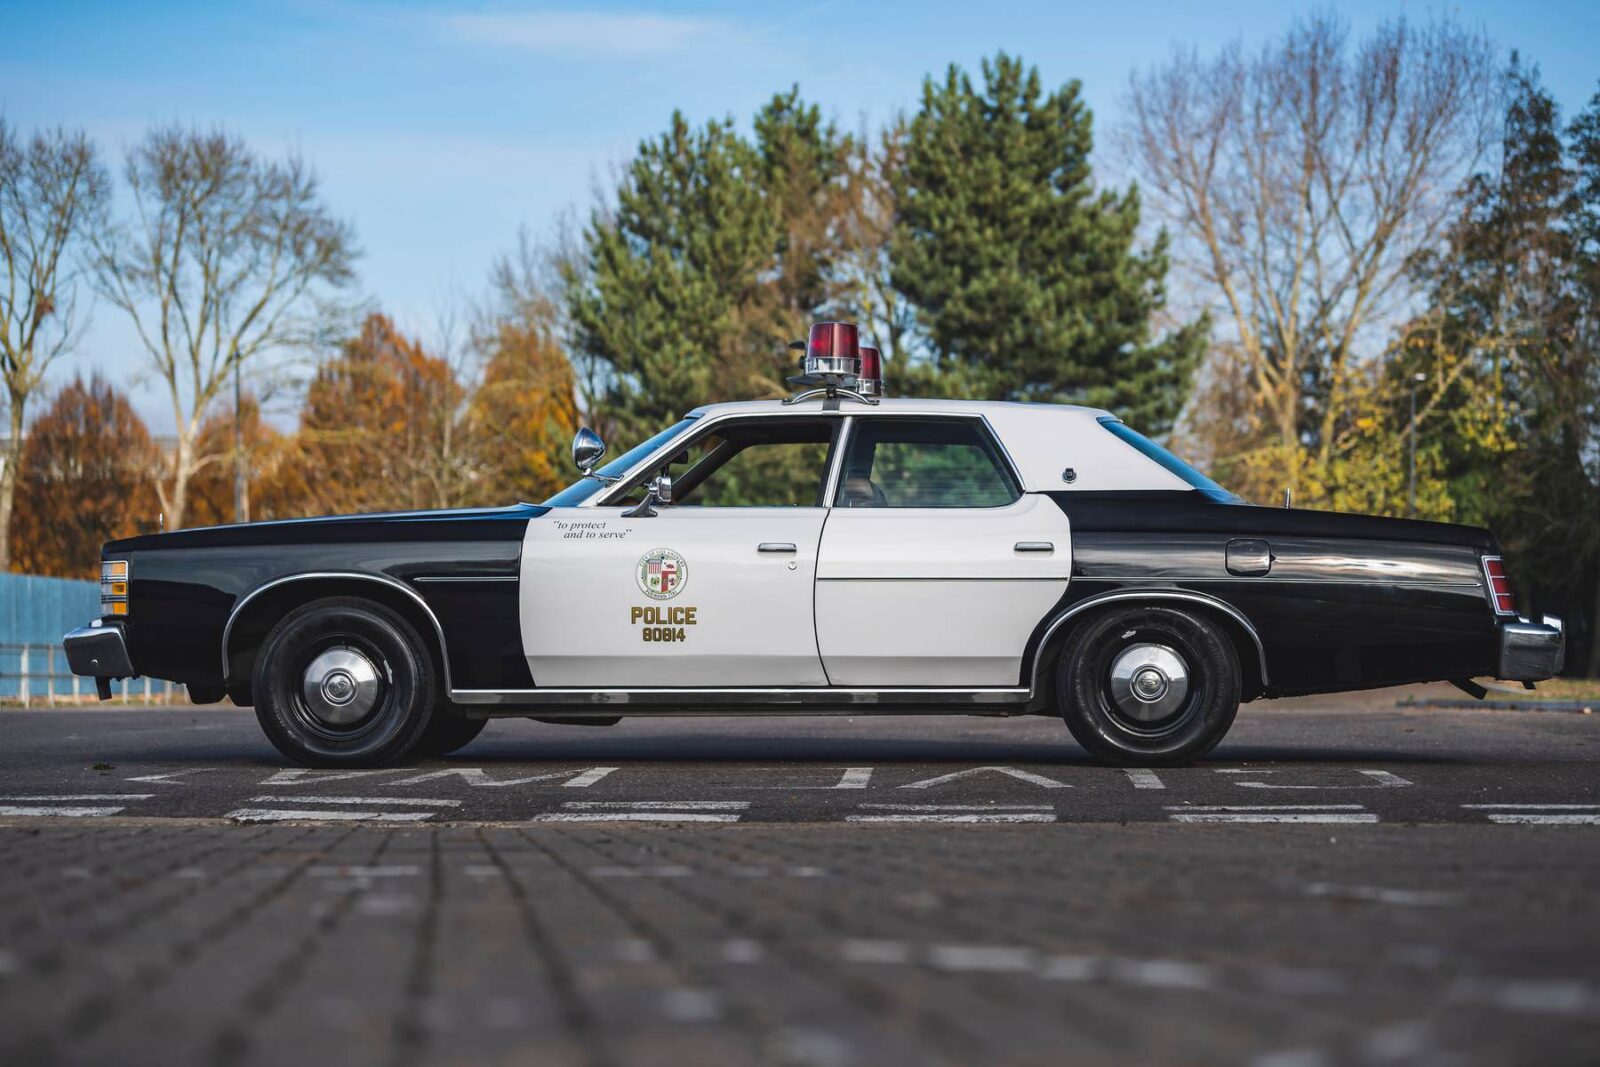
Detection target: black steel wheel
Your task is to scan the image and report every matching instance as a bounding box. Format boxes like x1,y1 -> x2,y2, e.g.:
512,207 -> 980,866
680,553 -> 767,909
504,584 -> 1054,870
413,713 -> 489,758
253,597 -> 437,767
1055,605 -> 1240,766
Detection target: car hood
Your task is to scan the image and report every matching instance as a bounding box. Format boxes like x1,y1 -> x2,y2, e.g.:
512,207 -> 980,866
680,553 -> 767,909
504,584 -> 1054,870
105,503 -> 550,553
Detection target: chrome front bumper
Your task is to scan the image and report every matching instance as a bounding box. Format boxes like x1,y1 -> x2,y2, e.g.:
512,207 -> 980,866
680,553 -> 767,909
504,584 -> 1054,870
1498,615 -> 1565,682
64,621 -> 135,699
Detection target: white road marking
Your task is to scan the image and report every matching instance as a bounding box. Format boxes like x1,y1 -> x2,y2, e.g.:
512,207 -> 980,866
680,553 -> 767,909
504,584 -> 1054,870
224,808 -> 435,823
1215,768 -> 1413,789
589,865 -> 694,877
260,769 -> 399,785
1108,958 -> 1215,989
847,813 -> 1056,823
1123,769 -> 1165,790
849,802 -> 1056,822
0,806 -> 126,817
899,766 -> 1070,790
927,945 -> 1036,972
125,769 -> 215,784
1303,882 -> 1458,907
533,812 -> 742,823
0,794 -> 154,801
1166,804 -> 1377,824
858,804 -> 1054,811
840,939 -> 913,965
1462,804 -> 1600,825
534,801 -> 749,823
835,767 -> 873,789
1461,803 -> 1600,809
249,795 -> 463,807
308,865 -> 420,878
387,767 -> 620,788
562,766 -> 620,788
562,801 -> 749,810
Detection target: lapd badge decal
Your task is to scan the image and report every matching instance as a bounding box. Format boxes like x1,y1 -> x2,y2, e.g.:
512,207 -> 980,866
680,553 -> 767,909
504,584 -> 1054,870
637,548 -> 687,600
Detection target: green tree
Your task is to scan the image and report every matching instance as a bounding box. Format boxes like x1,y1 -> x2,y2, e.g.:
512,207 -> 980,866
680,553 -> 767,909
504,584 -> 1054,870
1393,62 -> 1600,674
566,112 -> 783,445
893,52 -> 1204,434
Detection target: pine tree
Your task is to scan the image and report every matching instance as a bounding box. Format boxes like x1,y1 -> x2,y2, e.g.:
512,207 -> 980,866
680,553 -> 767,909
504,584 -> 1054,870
567,112 -> 783,445
892,53 -> 1204,435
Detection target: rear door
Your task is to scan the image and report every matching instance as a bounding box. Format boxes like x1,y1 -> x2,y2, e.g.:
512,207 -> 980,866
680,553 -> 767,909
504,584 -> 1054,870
816,416 -> 1071,686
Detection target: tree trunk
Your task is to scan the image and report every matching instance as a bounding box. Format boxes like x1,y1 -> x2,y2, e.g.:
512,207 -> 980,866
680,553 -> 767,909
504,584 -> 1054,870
166,435 -> 193,531
0,401 -> 24,572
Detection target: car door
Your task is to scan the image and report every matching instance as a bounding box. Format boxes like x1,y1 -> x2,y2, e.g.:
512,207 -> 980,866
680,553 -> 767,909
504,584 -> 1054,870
521,416 -> 839,688
816,416 -> 1072,686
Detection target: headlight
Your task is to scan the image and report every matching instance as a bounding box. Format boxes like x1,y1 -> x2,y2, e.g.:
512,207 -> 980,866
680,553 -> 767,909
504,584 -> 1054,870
102,560 -> 129,616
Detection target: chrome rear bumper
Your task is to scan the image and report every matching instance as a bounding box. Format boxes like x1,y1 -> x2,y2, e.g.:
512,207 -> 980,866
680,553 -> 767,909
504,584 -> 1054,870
1497,615 -> 1565,682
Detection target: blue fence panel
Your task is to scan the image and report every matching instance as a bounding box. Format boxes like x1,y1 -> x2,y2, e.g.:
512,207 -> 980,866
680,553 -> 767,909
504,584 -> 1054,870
0,574 -> 99,699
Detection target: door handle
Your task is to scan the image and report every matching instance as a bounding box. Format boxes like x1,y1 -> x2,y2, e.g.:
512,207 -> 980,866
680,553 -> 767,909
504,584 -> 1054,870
1014,541 -> 1054,552
758,543 -> 798,553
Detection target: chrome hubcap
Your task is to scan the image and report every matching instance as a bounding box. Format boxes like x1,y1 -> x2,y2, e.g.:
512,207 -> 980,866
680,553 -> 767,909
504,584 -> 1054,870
1108,643 -> 1189,722
301,647 -> 381,726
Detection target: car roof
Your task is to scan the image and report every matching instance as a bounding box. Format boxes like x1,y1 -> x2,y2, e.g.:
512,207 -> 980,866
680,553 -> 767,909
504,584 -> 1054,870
685,397 -> 1116,420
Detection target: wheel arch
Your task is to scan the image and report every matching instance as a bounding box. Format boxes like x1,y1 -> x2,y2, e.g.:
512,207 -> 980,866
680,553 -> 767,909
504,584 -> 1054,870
1028,591 -> 1268,705
222,572 -> 452,705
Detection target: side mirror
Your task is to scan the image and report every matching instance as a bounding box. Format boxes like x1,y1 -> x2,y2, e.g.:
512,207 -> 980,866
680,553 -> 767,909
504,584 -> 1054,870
623,473 -> 674,518
572,427 -> 606,474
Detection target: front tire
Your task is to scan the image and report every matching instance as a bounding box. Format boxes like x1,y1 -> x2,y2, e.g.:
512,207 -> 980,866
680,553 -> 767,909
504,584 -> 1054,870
253,597 -> 438,767
1055,605 -> 1240,767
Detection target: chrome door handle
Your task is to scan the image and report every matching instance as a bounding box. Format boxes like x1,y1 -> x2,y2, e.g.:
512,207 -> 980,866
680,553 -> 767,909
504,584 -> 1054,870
758,543 -> 798,553
1014,541 -> 1054,552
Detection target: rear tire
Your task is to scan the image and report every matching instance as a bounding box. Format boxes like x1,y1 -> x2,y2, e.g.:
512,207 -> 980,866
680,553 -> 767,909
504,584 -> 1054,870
1055,605 -> 1240,767
253,597 -> 437,767
413,714 -> 488,757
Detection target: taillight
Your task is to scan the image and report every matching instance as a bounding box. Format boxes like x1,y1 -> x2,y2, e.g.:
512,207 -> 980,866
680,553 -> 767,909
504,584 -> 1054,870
102,559 -> 129,617
1481,556 -> 1516,616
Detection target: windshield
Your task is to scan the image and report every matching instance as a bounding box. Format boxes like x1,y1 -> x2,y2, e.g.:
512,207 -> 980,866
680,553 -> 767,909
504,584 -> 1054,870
1097,417 -> 1241,504
543,417 -> 700,507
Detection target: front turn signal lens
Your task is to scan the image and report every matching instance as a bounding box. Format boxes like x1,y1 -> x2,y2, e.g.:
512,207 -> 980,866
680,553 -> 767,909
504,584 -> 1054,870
108,601 -> 129,616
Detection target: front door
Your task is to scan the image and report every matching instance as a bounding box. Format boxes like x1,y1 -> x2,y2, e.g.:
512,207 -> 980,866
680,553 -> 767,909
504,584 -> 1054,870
521,416 -> 839,687
816,416 -> 1072,686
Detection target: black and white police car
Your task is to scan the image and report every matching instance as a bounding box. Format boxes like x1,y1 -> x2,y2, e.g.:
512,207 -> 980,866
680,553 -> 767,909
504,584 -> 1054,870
66,321 -> 1564,767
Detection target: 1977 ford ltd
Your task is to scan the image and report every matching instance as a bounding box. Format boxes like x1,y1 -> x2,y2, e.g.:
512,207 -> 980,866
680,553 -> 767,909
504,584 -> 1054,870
65,322 -> 1565,767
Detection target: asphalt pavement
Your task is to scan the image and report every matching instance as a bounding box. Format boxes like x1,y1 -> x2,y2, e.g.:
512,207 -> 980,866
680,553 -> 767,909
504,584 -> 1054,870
1,692 -> 1597,1065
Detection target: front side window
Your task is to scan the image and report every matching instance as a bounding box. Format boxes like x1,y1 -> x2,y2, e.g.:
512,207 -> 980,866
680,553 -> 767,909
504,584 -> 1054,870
610,417 -> 837,507
835,418 -> 1019,508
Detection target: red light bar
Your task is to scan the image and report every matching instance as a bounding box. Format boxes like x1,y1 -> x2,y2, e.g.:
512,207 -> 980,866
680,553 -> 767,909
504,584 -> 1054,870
1481,556 -> 1517,616
804,322 -> 860,377
857,344 -> 883,397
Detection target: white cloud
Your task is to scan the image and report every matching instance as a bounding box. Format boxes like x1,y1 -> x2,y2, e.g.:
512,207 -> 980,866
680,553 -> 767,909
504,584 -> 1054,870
442,9 -> 731,58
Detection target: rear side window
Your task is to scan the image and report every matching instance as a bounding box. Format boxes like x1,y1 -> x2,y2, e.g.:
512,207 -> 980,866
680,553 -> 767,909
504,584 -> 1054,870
1098,417 -> 1239,503
836,419 -> 1019,508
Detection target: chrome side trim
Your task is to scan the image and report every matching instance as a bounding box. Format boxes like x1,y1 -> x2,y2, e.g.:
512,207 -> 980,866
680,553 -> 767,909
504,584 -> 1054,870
221,571 -> 454,690
1027,590 -> 1271,693
453,686 -> 1030,707
413,575 -> 517,582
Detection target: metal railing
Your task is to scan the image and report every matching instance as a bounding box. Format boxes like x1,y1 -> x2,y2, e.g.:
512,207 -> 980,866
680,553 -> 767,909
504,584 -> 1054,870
0,643 -> 182,706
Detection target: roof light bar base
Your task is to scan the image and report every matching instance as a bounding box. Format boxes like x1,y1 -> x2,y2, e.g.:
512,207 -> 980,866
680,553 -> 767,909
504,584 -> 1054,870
783,372 -> 880,406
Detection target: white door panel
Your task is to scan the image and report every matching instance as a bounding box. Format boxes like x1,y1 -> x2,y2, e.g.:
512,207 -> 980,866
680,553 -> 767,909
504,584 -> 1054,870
521,508 -> 827,687
816,494 -> 1071,685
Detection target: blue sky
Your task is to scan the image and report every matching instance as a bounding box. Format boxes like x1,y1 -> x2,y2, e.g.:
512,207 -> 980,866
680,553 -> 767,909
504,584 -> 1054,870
4,0 -> 1599,431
